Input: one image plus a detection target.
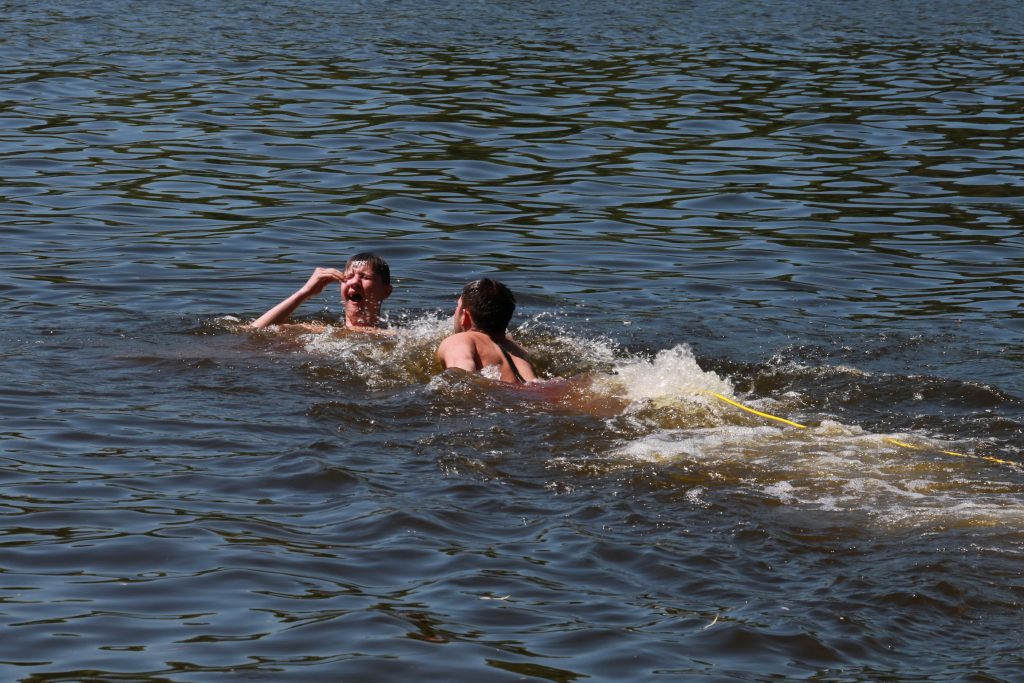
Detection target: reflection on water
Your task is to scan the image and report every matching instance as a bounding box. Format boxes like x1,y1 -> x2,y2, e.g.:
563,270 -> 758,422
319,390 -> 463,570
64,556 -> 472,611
2,1 -> 1024,681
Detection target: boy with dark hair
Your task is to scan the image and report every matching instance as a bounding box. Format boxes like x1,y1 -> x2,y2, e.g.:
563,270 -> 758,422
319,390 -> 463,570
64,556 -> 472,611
436,278 -> 537,384
251,252 -> 393,331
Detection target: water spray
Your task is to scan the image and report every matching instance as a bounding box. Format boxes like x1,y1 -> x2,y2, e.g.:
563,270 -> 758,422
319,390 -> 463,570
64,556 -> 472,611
706,391 -> 1019,470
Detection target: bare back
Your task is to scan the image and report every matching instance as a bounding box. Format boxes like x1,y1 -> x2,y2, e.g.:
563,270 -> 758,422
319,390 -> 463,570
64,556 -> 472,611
437,330 -> 537,384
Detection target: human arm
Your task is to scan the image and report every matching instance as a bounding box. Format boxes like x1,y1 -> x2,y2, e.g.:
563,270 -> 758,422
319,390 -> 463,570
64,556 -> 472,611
250,267 -> 344,329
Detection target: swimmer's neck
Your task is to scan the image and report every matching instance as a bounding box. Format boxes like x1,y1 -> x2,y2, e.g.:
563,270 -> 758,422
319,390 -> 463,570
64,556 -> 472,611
344,318 -> 396,336
344,311 -> 383,329
468,327 -> 508,343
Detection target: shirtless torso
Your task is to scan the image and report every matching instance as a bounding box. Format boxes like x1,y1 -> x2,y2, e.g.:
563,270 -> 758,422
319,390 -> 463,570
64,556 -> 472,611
437,330 -> 537,384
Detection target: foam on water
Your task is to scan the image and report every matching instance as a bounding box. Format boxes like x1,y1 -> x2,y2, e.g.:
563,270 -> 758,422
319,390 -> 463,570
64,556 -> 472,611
610,421 -> 1024,529
296,313 -> 451,388
270,317 -> 1024,530
556,341 -> 1024,529
293,311 -> 626,388
606,344 -> 734,403
514,312 -> 624,379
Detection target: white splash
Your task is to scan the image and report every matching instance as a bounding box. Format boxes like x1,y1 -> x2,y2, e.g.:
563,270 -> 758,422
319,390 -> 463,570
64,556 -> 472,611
605,345 -> 733,403
609,422 -> 1024,530
294,313 -> 451,387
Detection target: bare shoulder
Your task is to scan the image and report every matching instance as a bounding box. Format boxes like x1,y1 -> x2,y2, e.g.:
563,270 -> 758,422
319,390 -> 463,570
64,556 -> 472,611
437,331 -> 474,353
437,331 -> 481,371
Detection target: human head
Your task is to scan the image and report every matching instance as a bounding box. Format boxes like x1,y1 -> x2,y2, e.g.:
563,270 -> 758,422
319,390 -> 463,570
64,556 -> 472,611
341,252 -> 393,328
457,278 -> 516,335
344,252 -> 391,286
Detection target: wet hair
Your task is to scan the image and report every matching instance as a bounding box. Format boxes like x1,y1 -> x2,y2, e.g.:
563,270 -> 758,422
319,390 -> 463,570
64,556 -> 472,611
461,278 -> 516,335
345,252 -> 391,286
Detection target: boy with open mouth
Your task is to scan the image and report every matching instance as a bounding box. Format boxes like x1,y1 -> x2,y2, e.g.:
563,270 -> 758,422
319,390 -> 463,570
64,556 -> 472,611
250,252 -> 393,332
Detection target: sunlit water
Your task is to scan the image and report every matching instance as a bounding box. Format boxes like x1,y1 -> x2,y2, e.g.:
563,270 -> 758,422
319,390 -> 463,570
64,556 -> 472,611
2,1 -> 1023,681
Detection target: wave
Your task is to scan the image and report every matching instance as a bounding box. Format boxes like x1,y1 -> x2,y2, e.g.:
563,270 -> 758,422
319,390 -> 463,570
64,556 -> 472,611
230,311 -> 1024,528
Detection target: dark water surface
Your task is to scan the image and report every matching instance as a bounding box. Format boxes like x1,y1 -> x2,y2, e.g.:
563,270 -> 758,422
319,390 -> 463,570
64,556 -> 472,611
3,1 -> 1024,680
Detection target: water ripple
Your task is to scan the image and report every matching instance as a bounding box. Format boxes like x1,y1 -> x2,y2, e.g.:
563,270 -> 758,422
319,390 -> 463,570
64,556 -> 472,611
3,2 -> 1024,680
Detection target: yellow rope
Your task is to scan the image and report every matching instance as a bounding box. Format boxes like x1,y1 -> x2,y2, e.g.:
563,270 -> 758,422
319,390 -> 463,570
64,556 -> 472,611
942,450 -> 1018,467
708,392 -> 808,429
705,391 -> 1019,470
885,438 -> 1019,468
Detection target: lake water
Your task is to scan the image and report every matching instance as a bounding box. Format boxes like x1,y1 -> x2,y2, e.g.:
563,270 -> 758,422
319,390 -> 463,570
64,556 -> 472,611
2,1 -> 1023,680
